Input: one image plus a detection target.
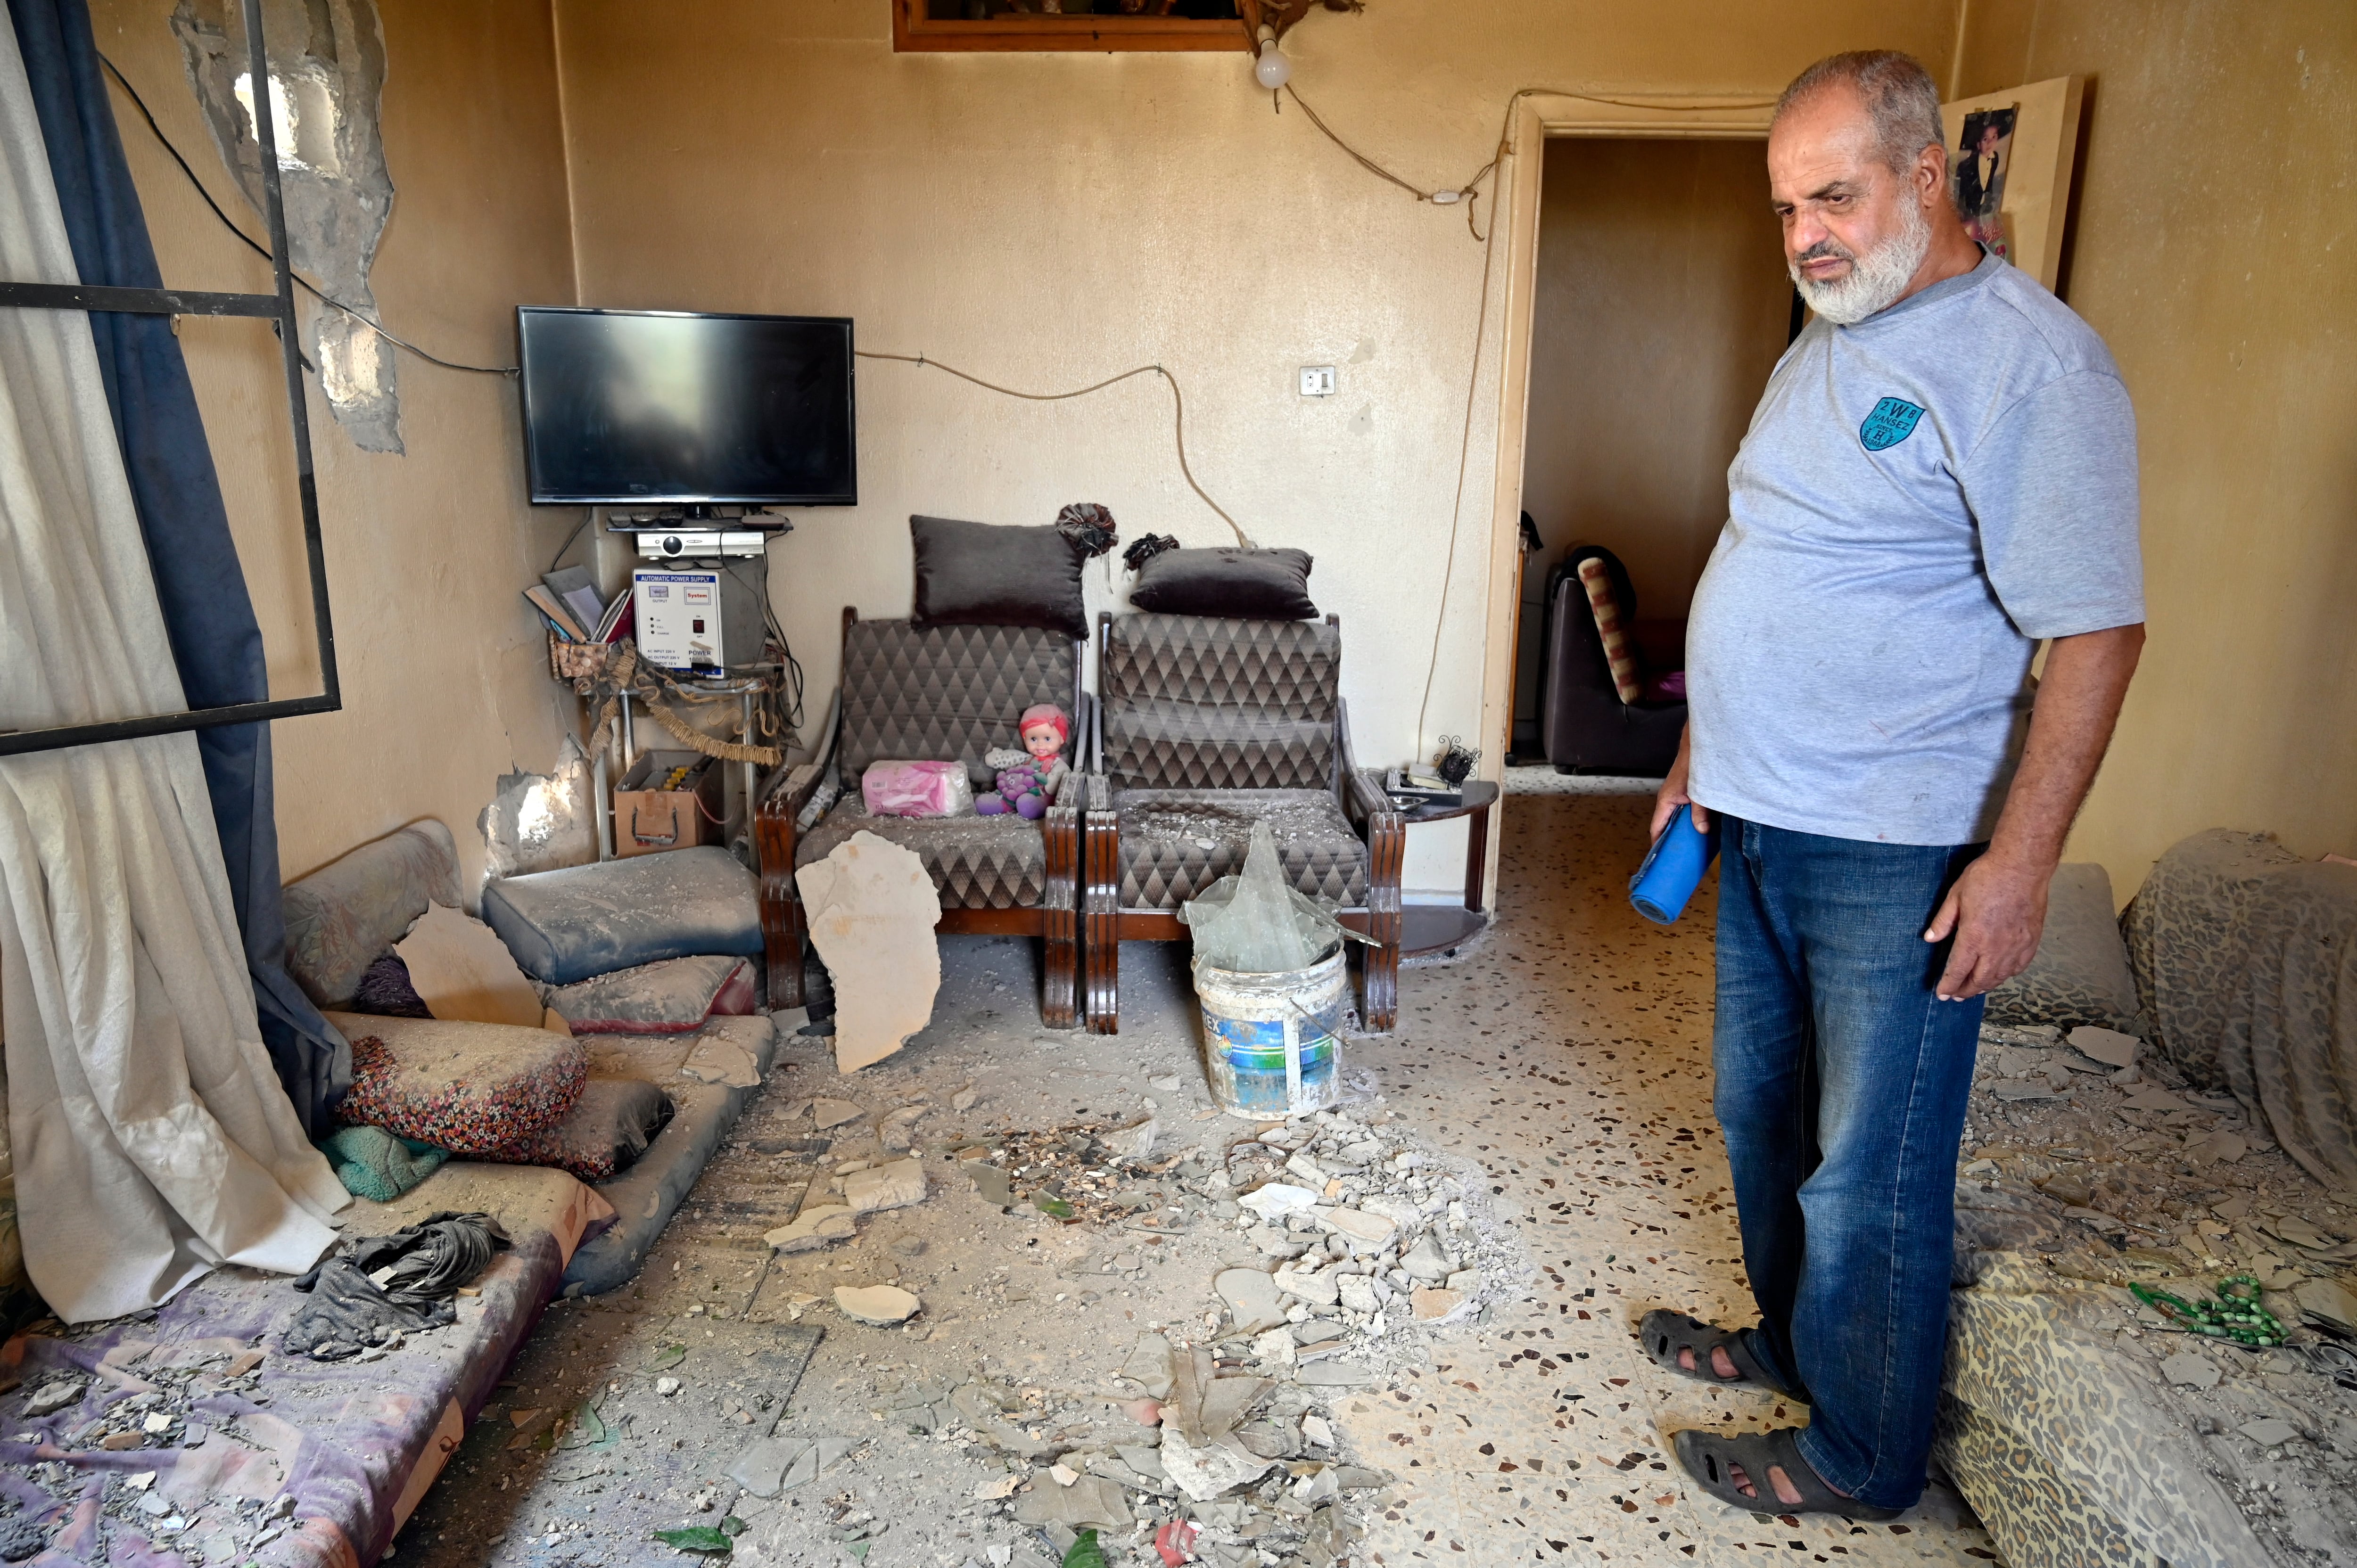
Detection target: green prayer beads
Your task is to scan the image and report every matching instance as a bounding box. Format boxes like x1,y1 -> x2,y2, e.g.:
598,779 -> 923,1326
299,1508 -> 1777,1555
2130,1272 -> 2286,1347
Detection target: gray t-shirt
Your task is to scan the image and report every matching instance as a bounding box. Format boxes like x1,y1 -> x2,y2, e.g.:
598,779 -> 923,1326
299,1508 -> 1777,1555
1688,252 -> 2143,846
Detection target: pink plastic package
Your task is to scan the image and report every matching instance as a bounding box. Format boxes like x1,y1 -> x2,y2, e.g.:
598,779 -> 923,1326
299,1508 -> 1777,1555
861,759 -> 974,818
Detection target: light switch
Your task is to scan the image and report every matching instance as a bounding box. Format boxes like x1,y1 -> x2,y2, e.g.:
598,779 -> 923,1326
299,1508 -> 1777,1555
1299,365 -> 1337,397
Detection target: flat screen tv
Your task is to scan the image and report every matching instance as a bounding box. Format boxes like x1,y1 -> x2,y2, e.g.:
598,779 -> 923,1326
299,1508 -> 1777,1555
516,307 -> 856,506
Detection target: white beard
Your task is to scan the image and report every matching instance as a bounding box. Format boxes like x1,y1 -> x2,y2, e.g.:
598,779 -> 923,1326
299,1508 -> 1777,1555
1790,195 -> 1933,325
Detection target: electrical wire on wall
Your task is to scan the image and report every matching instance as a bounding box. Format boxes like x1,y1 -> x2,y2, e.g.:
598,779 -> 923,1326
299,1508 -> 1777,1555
99,53 -> 517,376
852,353 -> 1254,549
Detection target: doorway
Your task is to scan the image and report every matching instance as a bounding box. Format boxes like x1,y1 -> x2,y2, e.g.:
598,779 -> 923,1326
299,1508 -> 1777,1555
1506,135 -> 1791,766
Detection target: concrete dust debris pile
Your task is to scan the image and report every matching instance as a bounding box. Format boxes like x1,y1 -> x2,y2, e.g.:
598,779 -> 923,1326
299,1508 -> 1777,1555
795,830 -> 941,1072
956,1121 -> 1195,1226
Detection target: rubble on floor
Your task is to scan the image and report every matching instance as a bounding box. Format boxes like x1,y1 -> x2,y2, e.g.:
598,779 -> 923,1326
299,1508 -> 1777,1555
1952,1019 -> 2357,1561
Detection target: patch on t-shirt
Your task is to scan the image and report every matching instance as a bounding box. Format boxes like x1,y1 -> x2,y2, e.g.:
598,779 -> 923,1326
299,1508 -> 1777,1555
1859,396 -> 1926,452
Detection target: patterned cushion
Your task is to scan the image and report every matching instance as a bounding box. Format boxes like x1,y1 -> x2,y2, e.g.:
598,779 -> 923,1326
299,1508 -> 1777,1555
324,1012 -> 586,1157
1577,556 -> 1643,705
1101,615 -> 1339,791
797,795 -> 1049,910
1114,789 -> 1366,910
839,620 -> 1076,783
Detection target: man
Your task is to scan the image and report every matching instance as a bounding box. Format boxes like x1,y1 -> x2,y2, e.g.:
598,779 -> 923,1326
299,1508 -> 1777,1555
1642,51 -> 2144,1520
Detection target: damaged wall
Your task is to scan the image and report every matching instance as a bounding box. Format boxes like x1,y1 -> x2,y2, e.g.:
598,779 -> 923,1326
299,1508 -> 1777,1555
88,0 -> 583,894
171,0 -> 403,452
547,0 -> 1962,893
1954,0 -> 2357,891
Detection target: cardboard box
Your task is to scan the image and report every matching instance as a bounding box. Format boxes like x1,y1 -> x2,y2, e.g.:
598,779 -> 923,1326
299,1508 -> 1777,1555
614,750 -> 722,857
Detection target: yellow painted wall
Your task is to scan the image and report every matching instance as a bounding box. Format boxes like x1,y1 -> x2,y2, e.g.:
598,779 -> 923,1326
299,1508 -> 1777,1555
87,0 -> 582,894
1954,0 -> 2357,892
1520,136 -> 1791,618
550,0 -> 1959,888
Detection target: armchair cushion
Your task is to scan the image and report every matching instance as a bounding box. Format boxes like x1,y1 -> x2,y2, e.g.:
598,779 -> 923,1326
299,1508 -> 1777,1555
1101,615 -> 1340,791
1114,789 -> 1367,909
1127,546 -> 1318,620
839,619 -> 1077,788
910,514 -> 1088,640
797,795 -> 1051,910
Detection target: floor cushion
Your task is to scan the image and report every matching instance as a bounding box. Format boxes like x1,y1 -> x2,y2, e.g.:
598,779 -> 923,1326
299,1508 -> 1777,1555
540,955 -> 755,1034
479,846 -> 763,985
483,1078 -> 675,1183
797,794 -> 1049,910
1986,863 -> 2142,1034
283,821 -> 462,1008
326,1012 -> 585,1157
1113,789 -> 1366,909
2122,829 -> 2305,1086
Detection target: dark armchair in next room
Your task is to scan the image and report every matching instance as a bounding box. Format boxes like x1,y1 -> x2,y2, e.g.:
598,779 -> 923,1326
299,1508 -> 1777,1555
1538,542 -> 1688,777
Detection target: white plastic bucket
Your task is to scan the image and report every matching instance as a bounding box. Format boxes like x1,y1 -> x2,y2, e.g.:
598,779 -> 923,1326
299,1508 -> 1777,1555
1194,948 -> 1348,1119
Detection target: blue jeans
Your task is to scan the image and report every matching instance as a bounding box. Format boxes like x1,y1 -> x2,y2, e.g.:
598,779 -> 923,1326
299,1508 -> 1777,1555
1712,815 -> 1986,1510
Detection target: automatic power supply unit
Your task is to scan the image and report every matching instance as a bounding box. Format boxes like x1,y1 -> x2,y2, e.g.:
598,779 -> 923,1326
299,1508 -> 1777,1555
631,566 -> 764,672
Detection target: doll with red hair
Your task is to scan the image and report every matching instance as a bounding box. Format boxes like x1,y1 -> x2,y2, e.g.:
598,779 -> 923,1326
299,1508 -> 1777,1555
975,704 -> 1070,820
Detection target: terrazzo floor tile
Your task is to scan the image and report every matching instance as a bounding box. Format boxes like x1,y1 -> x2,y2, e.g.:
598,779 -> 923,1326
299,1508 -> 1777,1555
1336,792 -> 1999,1566
389,789 -> 2001,1568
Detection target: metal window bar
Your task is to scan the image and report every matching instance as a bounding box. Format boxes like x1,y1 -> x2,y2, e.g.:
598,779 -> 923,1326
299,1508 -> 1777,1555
0,0 -> 338,758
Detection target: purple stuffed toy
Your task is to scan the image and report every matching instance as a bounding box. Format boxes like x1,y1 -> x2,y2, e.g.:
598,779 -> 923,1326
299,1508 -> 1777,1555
975,704 -> 1070,821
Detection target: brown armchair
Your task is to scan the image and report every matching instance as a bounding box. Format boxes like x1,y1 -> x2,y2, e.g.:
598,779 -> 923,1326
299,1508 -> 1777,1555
1080,611 -> 1404,1035
754,609 -> 1088,1029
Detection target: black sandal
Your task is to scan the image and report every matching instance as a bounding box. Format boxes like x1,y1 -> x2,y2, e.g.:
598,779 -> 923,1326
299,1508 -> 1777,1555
1672,1425 -> 1901,1521
1639,1310 -> 1809,1403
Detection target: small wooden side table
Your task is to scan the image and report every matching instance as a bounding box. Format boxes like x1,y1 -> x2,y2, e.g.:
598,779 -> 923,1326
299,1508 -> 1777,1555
1396,778 -> 1500,957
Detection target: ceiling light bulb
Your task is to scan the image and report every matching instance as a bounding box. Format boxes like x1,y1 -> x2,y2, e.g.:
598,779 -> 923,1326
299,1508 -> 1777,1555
1253,28 -> 1290,90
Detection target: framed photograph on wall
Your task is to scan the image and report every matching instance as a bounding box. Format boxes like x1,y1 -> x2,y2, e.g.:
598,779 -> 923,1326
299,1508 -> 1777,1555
1942,77 -> 2085,295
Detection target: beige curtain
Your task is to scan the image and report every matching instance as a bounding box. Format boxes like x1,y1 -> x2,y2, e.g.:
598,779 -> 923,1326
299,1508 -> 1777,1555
0,8 -> 347,1323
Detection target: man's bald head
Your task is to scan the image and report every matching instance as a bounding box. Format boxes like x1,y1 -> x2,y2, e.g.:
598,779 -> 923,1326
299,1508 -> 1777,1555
1774,51 -> 1945,177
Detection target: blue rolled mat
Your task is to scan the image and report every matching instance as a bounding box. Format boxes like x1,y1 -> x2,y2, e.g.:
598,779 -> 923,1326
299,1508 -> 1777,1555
1630,804 -> 1719,925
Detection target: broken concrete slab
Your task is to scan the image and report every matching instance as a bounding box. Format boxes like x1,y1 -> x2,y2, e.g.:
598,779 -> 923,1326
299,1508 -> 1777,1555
1250,1328 -> 1296,1371
834,1284 -> 921,1325
2239,1417 -> 2302,1448
1159,1429 -> 1279,1502
1314,1207 -> 1395,1248
1399,1234 -> 1452,1282
2293,1277 -> 2357,1333
795,831 -> 942,1073
1335,1275 -> 1380,1315
22,1379 -> 82,1418
680,1034 -> 764,1088
1101,1116 -> 1160,1164
951,1383 -> 1059,1460
1273,1263 -> 1339,1306
879,1106 -> 926,1152
1293,1362 -> 1375,1387
2067,1025 -> 2141,1067
951,1087 -> 980,1113
2160,1351 -> 2220,1389
1216,1268 -> 1286,1335
1012,1475 -> 1132,1531
1409,1287 -> 1465,1321
396,903 -> 546,1028
1237,1183 -> 1319,1221
811,1098 -> 865,1130
845,1158 -> 926,1214
765,1206 -> 857,1253
1165,1345 -> 1268,1446
1120,1335 -> 1177,1400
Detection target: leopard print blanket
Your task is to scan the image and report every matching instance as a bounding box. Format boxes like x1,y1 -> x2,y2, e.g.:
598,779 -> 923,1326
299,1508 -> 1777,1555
2123,830 -> 2357,1189
1937,1253 -> 2292,1568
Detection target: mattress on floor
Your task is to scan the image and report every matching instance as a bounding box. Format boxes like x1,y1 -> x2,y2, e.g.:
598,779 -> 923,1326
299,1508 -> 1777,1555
0,1167 -> 612,1568
1934,1250 -> 2342,1568
562,1011 -> 788,1296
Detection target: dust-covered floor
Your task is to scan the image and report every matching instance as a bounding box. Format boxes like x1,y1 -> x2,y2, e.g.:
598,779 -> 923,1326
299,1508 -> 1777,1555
396,793 -> 2002,1568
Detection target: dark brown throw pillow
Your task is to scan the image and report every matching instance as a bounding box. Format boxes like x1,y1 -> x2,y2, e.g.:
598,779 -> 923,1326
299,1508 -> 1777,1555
909,514 -> 1087,640
1127,546 -> 1317,620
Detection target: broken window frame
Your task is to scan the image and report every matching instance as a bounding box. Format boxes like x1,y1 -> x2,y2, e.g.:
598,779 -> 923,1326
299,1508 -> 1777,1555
0,0 -> 338,758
